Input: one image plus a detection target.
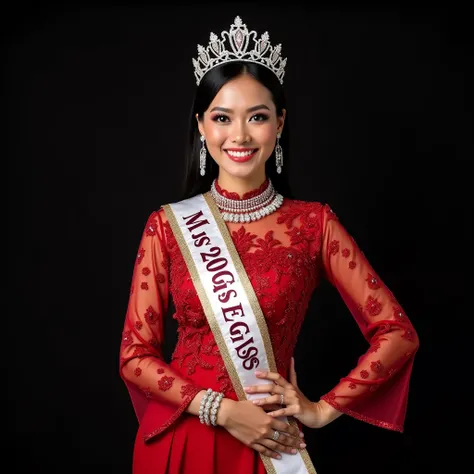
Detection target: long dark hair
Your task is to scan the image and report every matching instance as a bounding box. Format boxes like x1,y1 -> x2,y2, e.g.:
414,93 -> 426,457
180,61 -> 294,200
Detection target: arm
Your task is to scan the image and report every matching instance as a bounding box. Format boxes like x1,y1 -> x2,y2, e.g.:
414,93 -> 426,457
318,204 -> 420,432
119,209 -> 206,442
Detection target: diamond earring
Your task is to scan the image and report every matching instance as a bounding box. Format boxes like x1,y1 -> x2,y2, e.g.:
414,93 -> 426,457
200,135 -> 206,176
275,133 -> 283,174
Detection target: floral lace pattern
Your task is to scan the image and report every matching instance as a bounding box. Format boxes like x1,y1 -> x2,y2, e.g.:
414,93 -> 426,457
318,204 -> 419,431
119,189 -> 419,441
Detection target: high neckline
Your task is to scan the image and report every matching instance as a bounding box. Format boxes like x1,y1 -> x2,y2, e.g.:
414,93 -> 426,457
210,178 -> 283,222
214,178 -> 270,201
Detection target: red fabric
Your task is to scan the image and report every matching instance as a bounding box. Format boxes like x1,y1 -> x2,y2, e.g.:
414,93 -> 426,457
119,185 -> 419,473
318,206 -> 419,431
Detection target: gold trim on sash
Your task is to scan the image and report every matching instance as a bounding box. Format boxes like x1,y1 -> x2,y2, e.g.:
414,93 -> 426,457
203,192 -> 277,379
163,192 -> 317,474
163,199 -> 246,402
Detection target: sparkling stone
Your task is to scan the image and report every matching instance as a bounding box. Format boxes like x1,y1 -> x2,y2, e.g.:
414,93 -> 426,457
235,31 -> 243,48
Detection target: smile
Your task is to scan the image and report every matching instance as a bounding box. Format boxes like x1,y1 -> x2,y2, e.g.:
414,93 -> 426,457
224,148 -> 258,163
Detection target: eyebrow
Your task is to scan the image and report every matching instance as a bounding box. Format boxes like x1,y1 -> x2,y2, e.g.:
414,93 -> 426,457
209,104 -> 271,113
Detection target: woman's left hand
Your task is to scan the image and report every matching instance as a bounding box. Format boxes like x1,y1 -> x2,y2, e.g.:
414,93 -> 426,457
244,357 -> 321,429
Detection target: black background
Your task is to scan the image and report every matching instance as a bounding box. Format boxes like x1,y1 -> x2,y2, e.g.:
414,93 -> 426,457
7,3 -> 472,473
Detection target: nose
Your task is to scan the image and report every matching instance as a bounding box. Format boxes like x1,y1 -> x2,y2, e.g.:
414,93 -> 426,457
233,135 -> 250,144
232,122 -> 250,144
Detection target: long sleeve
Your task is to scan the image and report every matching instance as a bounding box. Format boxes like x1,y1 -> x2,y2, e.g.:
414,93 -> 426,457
319,204 -> 419,432
119,209 -> 205,442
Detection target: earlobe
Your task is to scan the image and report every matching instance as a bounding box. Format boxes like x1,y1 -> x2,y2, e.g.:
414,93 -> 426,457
196,113 -> 204,137
277,108 -> 286,135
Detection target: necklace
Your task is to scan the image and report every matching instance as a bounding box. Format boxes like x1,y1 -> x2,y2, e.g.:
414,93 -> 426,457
210,179 -> 284,223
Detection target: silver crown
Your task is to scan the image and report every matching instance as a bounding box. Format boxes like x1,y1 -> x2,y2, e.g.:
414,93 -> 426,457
192,16 -> 287,86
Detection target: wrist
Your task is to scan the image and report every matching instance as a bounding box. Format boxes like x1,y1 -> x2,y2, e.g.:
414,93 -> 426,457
317,399 -> 343,425
216,397 -> 235,427
186,389 -> 208,417
192,389 -> 231,427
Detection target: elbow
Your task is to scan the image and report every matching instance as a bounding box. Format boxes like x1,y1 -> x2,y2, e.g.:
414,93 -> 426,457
120,351 -> 160,383
120,365 -> 130,384
413,330 -> 420,351
120,356 -> 139,383
405,326 -> 420,353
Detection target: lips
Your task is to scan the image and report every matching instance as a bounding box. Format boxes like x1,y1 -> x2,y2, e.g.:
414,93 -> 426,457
224,148 -> 258,163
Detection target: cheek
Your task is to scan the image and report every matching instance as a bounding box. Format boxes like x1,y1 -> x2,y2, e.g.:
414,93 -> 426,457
255,125 -> 277,146
205,124 -> 227,146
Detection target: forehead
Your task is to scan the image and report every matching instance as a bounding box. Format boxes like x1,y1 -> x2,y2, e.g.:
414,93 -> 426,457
209,74 -> 274,109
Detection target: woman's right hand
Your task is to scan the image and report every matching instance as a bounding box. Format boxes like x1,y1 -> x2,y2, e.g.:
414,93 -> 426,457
217,399 -> 306,460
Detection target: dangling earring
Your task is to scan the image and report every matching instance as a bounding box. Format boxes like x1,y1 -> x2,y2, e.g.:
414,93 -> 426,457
275,132 -> 283,174
200,135 -> 206,176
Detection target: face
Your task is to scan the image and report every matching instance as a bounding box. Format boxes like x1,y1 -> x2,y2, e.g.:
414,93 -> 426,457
197,74 -> 285,182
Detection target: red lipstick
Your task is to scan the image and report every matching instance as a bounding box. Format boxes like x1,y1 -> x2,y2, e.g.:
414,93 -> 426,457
224,148 -> 258,163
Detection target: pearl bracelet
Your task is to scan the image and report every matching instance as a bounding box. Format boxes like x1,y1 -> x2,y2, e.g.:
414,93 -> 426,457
198,388 -> 224,426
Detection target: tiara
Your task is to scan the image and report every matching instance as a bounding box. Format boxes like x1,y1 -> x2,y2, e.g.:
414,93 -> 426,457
192,16 -> 287,86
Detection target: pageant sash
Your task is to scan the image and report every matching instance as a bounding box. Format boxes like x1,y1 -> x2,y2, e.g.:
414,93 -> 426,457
163,192 -> 317,474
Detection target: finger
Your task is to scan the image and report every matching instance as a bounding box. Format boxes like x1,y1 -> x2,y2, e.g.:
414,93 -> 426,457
253,393 -> 285,407
245,383 -> 280,394
267,407 -> 290,418
273,419 -> 301,439
250,442 -> 282,460
269,401 -> 301,418
267,407 -> 285,417
255,371 -> 291,388
262,434 -> 302,455
290,357 -> 298,387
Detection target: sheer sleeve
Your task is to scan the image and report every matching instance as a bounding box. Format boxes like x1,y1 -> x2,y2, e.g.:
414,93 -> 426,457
318,204 -> 420,432
119,209 -> 205,442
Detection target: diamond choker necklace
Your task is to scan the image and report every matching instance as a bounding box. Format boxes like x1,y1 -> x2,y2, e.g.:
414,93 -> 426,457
210,179 -> 284,223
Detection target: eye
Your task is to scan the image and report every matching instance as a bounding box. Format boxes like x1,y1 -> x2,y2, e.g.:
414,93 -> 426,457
250,113 -> 269,122
211,114 -> 230,123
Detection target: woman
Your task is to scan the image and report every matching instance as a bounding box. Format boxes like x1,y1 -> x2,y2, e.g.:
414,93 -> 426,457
119,16 -> 419,474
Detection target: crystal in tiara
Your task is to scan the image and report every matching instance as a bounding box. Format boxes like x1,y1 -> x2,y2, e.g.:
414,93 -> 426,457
192,16 -> 287,86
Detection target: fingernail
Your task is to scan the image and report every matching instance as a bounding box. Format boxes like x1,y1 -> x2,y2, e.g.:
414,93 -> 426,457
252,399 -> 260,405
300,443 -> 307,448
255,371 -> 263,376
299,432 -> 305,438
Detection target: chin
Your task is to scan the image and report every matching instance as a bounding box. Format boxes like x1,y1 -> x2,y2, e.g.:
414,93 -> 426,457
221,164 -> 260,180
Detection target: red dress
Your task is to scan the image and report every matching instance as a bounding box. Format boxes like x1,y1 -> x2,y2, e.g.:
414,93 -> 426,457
119,181 -> 419,473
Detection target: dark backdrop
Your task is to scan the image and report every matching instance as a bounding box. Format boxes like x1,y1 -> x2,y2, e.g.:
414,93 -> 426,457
7,3 -> 472,473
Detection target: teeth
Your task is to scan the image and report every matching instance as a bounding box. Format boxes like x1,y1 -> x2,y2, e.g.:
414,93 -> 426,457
227,150 -> 255,157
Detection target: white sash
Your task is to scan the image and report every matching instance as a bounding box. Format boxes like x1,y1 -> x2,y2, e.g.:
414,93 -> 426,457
163,193 -> 317,474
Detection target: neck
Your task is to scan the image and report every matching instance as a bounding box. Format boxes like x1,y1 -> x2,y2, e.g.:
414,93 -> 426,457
216,171 -> 267,199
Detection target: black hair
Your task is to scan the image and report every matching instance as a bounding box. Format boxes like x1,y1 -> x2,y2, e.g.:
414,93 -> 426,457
180,61 -> 293,200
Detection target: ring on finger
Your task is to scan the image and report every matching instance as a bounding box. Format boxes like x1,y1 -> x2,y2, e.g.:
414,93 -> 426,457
280,393 -> 284,405
272,430 -> 280,441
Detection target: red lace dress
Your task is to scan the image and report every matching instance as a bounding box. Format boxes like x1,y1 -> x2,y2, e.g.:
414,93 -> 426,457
119,181 -> 419,474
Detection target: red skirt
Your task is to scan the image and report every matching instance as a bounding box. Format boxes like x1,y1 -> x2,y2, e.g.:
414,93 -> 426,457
133,411 -> 267,474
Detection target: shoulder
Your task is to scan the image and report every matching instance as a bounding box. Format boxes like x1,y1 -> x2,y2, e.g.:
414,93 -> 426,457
279,198 -> 340,229
282,197 -> 323,209
144,208 -> 166,225
281,198 -> 336,217
139,208 -> 170,241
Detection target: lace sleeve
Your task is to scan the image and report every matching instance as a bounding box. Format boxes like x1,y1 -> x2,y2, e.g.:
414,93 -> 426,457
119,209 -> 205,442
318,204 -> 420,432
